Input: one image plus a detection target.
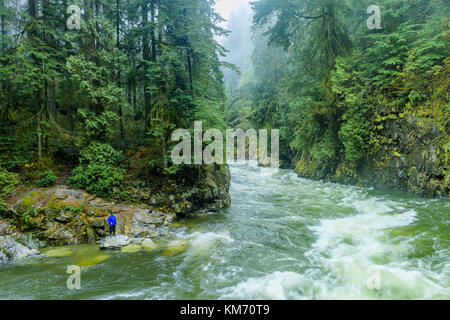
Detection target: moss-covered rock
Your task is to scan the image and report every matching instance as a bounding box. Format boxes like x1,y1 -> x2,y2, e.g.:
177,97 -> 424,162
1,164 -> 232,246
294,114 -> 449,198
4,186 -> 176,245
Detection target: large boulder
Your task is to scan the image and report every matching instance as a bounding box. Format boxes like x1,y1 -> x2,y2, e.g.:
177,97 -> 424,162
6,185 -> 175,245
126,165 -> 231,217
0,235 -> 41,263
99,235 -> 131,250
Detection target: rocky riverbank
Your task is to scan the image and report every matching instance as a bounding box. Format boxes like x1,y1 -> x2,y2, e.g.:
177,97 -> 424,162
294,114 -> 449,198
0,165 -> 231,262
0,220 -> 44,263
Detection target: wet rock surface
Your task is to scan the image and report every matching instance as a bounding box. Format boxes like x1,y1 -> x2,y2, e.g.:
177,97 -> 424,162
0,220 -> 44,263
127,165 -> 231,216
99,235 -> 161,252
3,186 -> 176,246
357,116 -> 449,197
1,165 -> 231,249
295,115 -> 449,198
100,235 -> 131,250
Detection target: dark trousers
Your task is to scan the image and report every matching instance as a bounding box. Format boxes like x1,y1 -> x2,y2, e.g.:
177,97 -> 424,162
109,224 -> 116,237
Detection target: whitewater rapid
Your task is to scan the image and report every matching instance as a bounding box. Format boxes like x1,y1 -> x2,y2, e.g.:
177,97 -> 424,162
0,162 -> 448,299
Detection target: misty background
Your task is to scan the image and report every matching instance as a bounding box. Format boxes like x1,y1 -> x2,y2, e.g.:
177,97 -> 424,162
215,0 -> 253,93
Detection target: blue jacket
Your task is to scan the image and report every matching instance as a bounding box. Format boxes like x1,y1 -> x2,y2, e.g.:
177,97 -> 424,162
108,215 -> 117,226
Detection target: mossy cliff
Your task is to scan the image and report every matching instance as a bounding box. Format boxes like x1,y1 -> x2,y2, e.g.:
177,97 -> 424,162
128,164 -> 231,216
295,113 -> 449,198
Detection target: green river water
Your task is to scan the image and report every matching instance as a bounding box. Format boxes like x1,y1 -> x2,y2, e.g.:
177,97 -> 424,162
0,162 -> 449,299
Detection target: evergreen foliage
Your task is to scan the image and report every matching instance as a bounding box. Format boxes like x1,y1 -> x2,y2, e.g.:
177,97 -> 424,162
227,0 -> 449,173
0,0 -> 229,198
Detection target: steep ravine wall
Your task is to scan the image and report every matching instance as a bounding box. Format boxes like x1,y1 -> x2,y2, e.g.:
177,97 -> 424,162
294,115 -> 449,198
0,165 -> 231,251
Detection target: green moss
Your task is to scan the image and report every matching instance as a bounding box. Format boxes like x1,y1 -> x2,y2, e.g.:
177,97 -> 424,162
21,192 -> 38,207
22,208 -> 39,223
62,205 -> 83,217
0,247 -> 12,260
294,153 -> 319,177
408,166 -> 418,178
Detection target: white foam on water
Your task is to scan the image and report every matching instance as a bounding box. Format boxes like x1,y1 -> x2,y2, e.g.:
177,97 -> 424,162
220,271 -> 314,300
99,291 -> 146,300
286,215 -> 308,223
258,167 -> 280,178
305,205 -> 450,299
188,230 -> 234,256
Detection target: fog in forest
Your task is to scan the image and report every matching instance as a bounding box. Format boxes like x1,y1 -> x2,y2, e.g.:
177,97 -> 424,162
215,0 -> 253,93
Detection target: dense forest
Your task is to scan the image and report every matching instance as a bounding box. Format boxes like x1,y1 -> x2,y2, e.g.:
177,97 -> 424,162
226,0 -> 449,197
0,0 -> 449,214
0,0 -> 231,211
0,0 -> 449,300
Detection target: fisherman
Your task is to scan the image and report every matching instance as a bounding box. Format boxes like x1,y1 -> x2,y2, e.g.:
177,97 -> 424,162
108,211 -> 117,237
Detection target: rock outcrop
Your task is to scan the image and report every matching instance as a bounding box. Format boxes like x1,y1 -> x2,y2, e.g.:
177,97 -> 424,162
3,185 -> 175,246
99,235 -> 131,250
127,164 -> 231,216
1,165 -> 231,247
0,220 -> 43,263
99,235 -> 159,252
295,115 -> 449,198
356,115 -> 449,197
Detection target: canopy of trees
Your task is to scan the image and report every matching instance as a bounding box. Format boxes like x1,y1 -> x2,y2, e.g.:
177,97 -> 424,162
0,0 -> 230,201
227,0 -> 449,179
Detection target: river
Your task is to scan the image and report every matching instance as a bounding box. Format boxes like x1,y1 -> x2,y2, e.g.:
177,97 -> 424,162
0,162 -> 449,299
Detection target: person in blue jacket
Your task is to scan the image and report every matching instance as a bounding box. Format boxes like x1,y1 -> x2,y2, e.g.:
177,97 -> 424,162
108,211 -> 117,237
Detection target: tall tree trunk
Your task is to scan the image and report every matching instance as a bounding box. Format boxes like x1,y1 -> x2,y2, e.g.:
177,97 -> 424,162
187,48 -> 194,95
94,0 -> 99,50
162,130 -> 168,169
133,82 -> 137,112
28,0 -> 42,160
127,81 -> 131,105
49,77 -> 56,120
150,0 -> 156,61
142,1 -> 151,120
68,81 -> 74,133
183,9 -> 194,95
157,0 -> 163,56
36,91 -> 42,160
116,0 -> 123,137
0,0 -> 5,53
156,0 -> 167,169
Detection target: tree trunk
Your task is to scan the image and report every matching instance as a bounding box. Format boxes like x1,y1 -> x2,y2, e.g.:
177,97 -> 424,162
0,0 -> 5,53
142,1 -> 151,120
68,86 -> 74,133
133,82 -> 137,112
162,134 -> 168,169
28,0 -> 41,160
187,49 -> 194,95
36,91 -> 42,160
117,0 -> 123,137
150,0 -> 156,61
49,77 -> 56,120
